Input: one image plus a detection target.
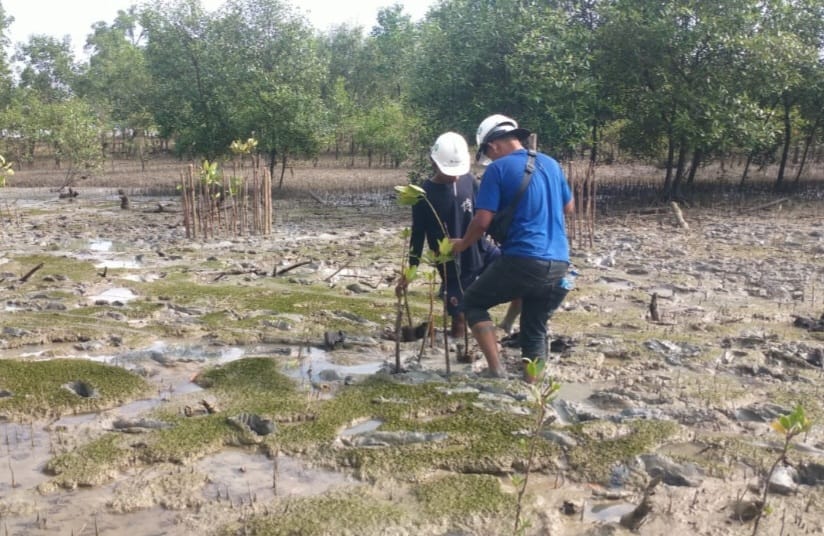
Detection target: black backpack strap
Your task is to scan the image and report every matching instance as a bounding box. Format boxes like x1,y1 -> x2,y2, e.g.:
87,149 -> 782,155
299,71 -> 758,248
511,150 -> 537,206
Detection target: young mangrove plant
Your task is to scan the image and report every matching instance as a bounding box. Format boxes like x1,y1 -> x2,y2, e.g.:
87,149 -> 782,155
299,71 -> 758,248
392,227 -> 418,372
752,404 -> 812,535
513,358 -> 560,535
395,184 -> 457,374
420,237 -> 455,375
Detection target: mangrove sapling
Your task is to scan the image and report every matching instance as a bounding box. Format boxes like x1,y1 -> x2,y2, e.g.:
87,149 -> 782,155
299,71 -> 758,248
513,359 -> 560,535
391,226 -> 418,373
394,184 -> 457,374
751,404 -> 812,535
420,240 -> 456,375
418,270 -> 437,362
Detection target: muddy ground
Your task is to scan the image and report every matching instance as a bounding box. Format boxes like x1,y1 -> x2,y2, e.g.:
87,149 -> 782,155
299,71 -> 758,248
1,167 -> 824,536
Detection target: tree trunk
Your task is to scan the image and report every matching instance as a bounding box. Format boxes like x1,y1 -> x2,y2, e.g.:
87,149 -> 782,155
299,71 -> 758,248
740,152 -> 753,189
686,148 -> 702,186
589,121 -> 598,165
774,95 -> 792,191
670,141 -> 688,200
268,148 -> 277,182
794,117 -> 819,185
662,128 -> 676,198
278,153 -> 288,189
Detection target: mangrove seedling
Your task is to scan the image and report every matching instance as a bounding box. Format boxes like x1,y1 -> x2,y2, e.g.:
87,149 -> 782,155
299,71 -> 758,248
392,227 -> 417,372
421,237 -> 456,374
752,404 -> 812,535
394,184 -> 457,374
513,358 -> 560,535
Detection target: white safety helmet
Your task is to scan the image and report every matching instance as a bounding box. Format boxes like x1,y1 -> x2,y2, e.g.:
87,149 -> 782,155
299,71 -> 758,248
430,132 -> 470,176
475,114 -> 531,165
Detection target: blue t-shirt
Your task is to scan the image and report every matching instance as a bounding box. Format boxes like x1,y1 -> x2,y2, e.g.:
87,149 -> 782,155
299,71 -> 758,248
476,149 -> 572,261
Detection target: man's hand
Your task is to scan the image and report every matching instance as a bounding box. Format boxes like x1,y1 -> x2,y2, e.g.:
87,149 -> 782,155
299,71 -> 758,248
450,237 -> 467,254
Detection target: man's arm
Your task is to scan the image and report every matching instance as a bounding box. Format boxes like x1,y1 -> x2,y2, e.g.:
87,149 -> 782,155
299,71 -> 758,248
564,198 -> 575,215
451,209 -> 494,253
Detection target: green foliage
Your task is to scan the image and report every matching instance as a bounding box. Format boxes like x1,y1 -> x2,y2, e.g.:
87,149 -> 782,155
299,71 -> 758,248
752,404 -> 814,534
75,8 -> 153,133
394,183 -> 426,206
770,404 -> 811,440
45,98 -> 105,181
14,34 -> 77,103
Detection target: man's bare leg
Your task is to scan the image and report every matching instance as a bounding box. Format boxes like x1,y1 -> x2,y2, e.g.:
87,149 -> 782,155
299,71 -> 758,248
471,321 -> 505,377
497,299 -> 522,334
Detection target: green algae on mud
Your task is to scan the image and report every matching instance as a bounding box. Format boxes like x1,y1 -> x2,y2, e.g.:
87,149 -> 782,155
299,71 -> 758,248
565,419 -> 681,483
414,473 -> 516,520
43,434 -> 131,489
219,488 -> 406,536
38,357 -> 553,492
4,254 -> 98,286
133,275 -> 406,338
217,474 -> 516,536
0,358 -> 150,419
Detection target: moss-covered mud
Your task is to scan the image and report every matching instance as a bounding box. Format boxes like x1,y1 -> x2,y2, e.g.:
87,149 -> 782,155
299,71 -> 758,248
1,187 -> 823,535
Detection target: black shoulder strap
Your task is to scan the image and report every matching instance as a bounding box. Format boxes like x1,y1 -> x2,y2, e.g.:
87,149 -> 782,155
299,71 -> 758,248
508,150 -> 536,211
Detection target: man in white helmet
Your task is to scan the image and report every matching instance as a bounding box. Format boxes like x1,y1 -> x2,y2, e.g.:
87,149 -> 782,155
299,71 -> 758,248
452,115 -> 574,380
400,131 -> 503,342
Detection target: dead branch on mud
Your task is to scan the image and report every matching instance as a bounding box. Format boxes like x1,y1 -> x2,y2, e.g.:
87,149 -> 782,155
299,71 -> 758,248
274,260 -> 312,277
739,197 -> 790,213
19,262 -> 44,283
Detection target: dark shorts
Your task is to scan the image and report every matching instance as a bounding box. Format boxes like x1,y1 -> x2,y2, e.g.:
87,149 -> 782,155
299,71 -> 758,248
463,255 -> 569,359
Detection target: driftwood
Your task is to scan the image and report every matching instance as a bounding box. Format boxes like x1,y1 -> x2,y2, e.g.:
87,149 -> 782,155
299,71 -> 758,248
740,197 -> 789,214
19,262 -> 44,283
213,268 -> 268,282
58,188 -> 79,199
670,202 -> 689,230
307,191 -> 327,205
620,475 -> 662,530
324,260 -> 353,282
274,260 -> 312,277
649,292 -> 661,322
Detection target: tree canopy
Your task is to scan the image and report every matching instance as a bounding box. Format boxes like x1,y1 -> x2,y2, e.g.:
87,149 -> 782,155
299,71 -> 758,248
0,0 -> 823,193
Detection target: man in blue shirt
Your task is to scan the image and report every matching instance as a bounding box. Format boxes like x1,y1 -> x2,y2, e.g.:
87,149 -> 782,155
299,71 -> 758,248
452,115 -> 574,379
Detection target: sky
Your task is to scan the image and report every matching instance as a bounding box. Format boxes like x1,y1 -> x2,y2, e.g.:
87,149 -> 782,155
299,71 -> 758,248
2,0 -> 435,59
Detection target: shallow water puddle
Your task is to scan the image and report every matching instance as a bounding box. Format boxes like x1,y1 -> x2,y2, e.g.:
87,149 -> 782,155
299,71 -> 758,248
293,346 -> 387,382
2,483 -> 186,536
583,501 -> 636,523
197,448 -> 356,503
88,287 -> 138,303
340,419 -> 383,437
0,422 -> 52,492
89,239 -> 113,252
